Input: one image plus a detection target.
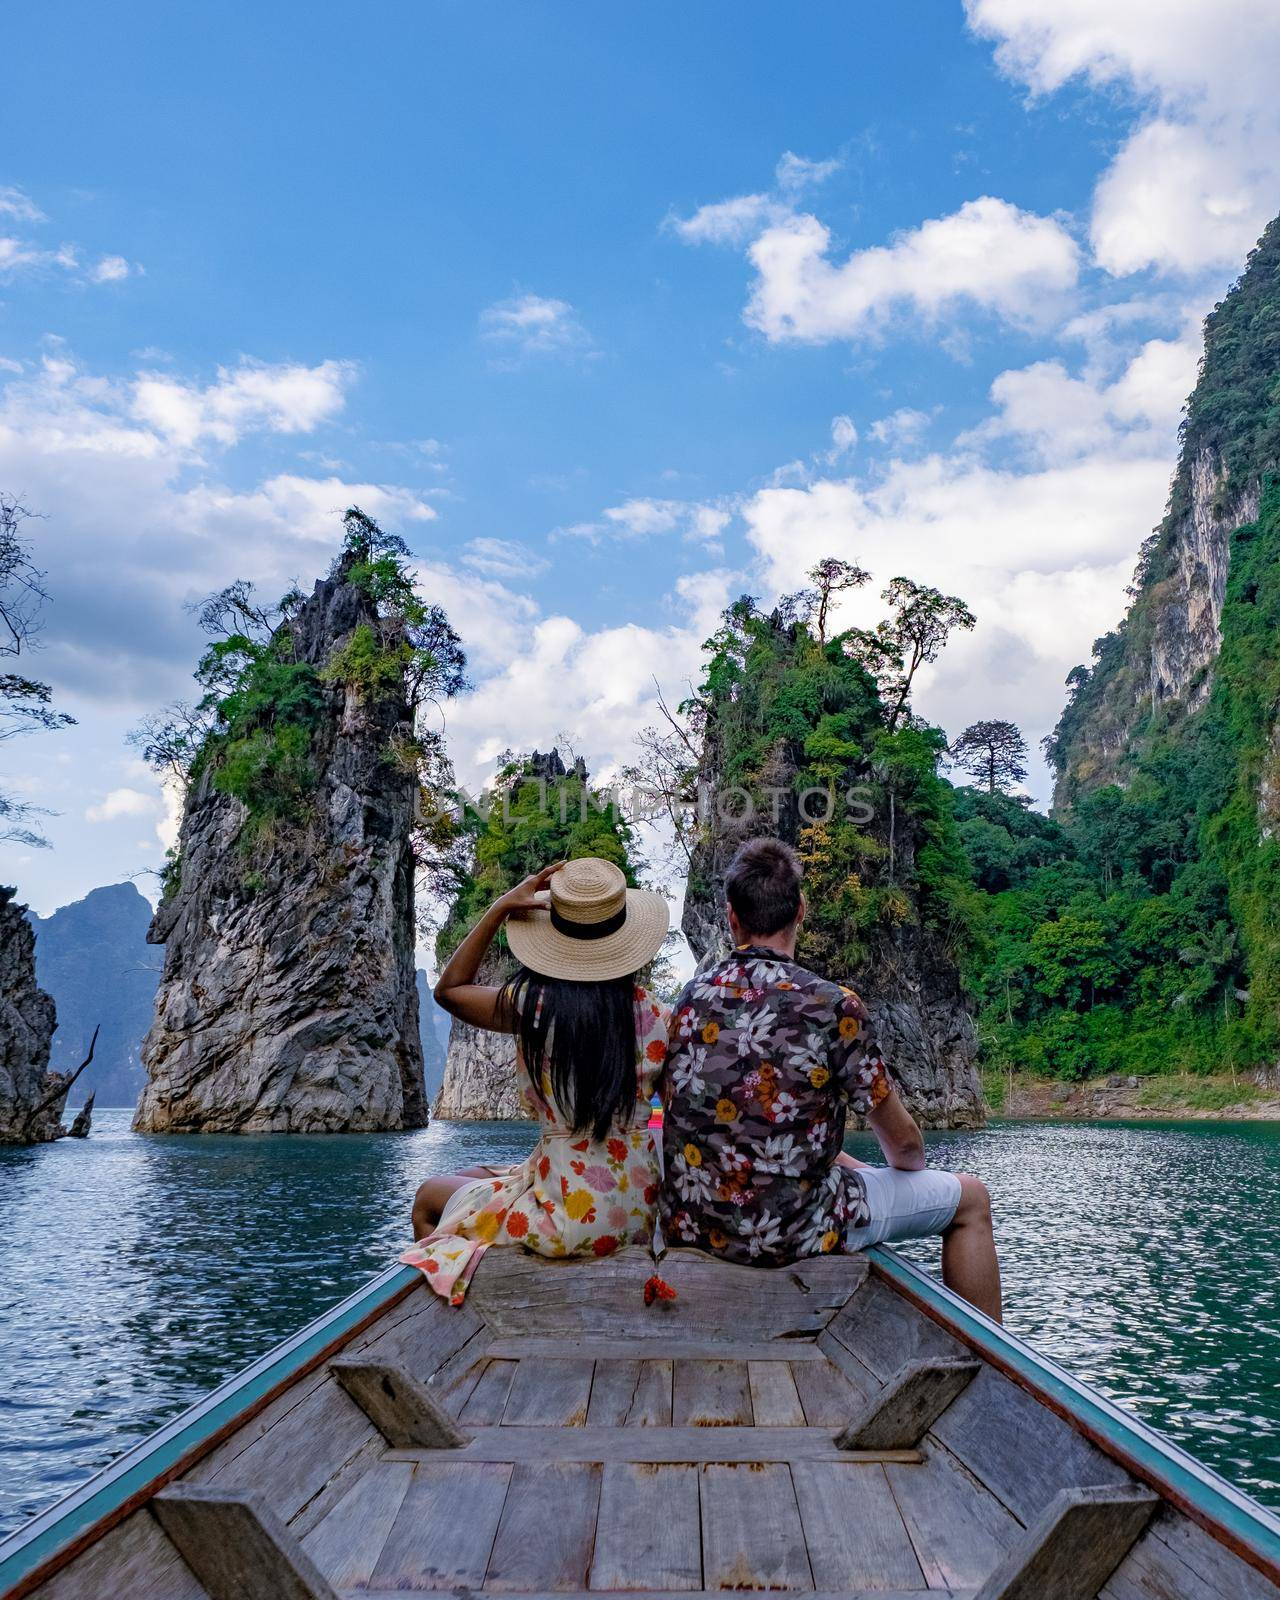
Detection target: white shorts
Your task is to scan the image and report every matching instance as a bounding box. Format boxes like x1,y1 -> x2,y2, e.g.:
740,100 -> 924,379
846,1165 -> 962,1251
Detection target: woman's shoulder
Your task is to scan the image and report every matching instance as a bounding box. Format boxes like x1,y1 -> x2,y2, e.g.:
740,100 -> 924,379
632,983 -> 671,1031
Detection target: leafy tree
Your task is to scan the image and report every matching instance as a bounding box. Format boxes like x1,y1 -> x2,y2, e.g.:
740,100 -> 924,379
0,494 -> 76,847
849,578 -> 976,732
949,719 -> 1029,794
806,556 -> 869,644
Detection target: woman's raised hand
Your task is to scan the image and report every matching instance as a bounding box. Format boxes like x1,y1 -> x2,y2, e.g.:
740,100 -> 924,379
499,861 -> 565,915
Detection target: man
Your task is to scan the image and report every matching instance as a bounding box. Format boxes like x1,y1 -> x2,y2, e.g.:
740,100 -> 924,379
661,837 -> 1001,1319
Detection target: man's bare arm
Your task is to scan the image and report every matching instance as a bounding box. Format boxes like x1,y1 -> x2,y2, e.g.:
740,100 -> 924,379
866,1088 -> 926,1171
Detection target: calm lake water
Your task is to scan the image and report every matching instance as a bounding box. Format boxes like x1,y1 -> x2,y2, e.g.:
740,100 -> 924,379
1,1112 -> 1278,1538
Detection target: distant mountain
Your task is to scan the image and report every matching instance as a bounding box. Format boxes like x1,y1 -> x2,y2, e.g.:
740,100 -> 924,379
28,883 -> 161,1108
416,971 -> 451,1106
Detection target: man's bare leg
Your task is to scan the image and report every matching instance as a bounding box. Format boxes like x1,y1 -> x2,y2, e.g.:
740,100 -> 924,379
941,1172 -> 1002,1322
411,1165 -> 495,1239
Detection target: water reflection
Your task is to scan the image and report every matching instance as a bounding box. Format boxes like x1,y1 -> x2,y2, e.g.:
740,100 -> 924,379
1,1113 -> 1277,1537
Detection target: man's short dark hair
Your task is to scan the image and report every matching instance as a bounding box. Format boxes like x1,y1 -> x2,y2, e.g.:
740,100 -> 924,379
725,838 -> 803,937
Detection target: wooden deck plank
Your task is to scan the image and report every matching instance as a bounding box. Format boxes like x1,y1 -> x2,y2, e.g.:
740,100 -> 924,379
628,1360 -> 674,1427
815,1330 -> 880,1400
370,1461 -> 512,1590
486,1338 -> 826,1362
700,1463 -> 813,1591
1100,1507 -> 1280,1600
791,1357 -> 862,1427
586,1361 -> 643,1426
502,1359 -> 596,1427
300,1462 -> 413,1590
885,1441 -> 1022,1592
343,1591 -> 976,1600
791,1461 -> 924,1591
672,1361 -> 753,1427
931,1366 -> 1130,1526
467,1250 -> 865,1340
383,1427 -> 921,1464
153,1485 -> 339,1600
329,1356 -> 469,1448
837,1360 -> 979,1451
33,1508 -> 211,1600
827,1280 -> 967,1384
590,1464 -> 702,1591
460,1360 -> 519,1425
199,1376 -> 378,1523
485,1462 -> 603,1591
748,1363 -> 806,1427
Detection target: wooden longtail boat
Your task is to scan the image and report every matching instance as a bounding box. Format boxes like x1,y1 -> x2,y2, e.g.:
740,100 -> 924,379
2,1246 -> 1279,1600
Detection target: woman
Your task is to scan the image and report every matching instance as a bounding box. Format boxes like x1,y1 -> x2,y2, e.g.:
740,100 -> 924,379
402,855 -> 671,1304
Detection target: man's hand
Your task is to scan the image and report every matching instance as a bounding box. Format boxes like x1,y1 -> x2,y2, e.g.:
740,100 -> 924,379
866,1088 -> 927,1171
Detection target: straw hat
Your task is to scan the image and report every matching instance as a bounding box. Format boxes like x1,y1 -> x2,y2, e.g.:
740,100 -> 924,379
505,857 -> 669,982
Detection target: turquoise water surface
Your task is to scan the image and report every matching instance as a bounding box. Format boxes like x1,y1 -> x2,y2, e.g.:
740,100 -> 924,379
0,1111 -> 1277,1538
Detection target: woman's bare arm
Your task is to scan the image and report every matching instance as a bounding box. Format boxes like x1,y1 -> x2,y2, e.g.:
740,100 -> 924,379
433,862 -> 564,1030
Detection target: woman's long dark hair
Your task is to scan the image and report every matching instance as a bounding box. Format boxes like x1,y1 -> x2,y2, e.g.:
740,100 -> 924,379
499,966 -> 638,1141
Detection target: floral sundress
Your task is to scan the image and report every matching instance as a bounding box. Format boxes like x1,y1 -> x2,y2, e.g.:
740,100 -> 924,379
401,986 -> 671,1304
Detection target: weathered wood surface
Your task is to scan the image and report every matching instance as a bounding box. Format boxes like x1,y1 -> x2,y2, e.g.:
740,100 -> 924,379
383,1427 -> 921,1464
836,1357 -> 980,1450
931,1364 -> 1132,1525
34,1508 -> 210,1600
973,1483 -> 1158,1600
153,1485 -> 339,1600
299,1462 -> 413,1590
17,1246 -> 1280,1600
672,1359 -> 753,1427
827,1277 -> 967,1382
486,1337 -> 827,1361
329,1356 -> 470,1448
791,1460 -> 924,1590
1101,1506 -> 1280,1600
369,1462 -> 512,1591
466,1249 -> 866,1339
700,1462 -> 812,1590
748,1361 -> 806,1426
502,1357 -> 595,1426
485,1462 -> 602,1591
885,1440 -> 1021,1591
590,1463 -> 702,1591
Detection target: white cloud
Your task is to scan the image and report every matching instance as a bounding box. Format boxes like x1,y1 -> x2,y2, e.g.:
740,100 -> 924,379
869,408 -> 932,449
0,348 -> 436,709
745,197 -> 1081,344
670,150 -> 840,247
774,151 -> 842,193
462,536 -> 548,579
738,331 -> 1191,790
479,293 -> 592,362
826,415 -> 858,463
0,186 -> 44,223
130,357 -> 356,449
561,496 -> 732,546
85,787 -> 158,822
965,0 -> 1280,277
87,254 -> 132,284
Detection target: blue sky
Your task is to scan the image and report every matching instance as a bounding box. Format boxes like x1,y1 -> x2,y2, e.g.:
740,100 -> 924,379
4,0 -> 1279,926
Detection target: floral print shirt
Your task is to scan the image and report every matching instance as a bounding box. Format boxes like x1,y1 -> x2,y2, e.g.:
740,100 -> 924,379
401,987 -> 670,1304
660,947 -> 893,1266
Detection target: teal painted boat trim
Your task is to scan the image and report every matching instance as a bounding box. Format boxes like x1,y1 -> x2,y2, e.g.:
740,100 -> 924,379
870,1245 -> 1280,1578
0,1263 -> 419,1597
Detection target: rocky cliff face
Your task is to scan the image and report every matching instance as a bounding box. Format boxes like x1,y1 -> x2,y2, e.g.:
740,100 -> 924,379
135,554 -> 427,1134
0,885 -> 64,1143
681,764 -> 983,1132
1048,219 -> 1280,811
29,882 -> 160,1107
434,1009 -> 531,1121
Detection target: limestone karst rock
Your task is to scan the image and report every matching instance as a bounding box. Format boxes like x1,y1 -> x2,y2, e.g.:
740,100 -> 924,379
0,885 -> 64,1143
134,546 -> 432,1134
